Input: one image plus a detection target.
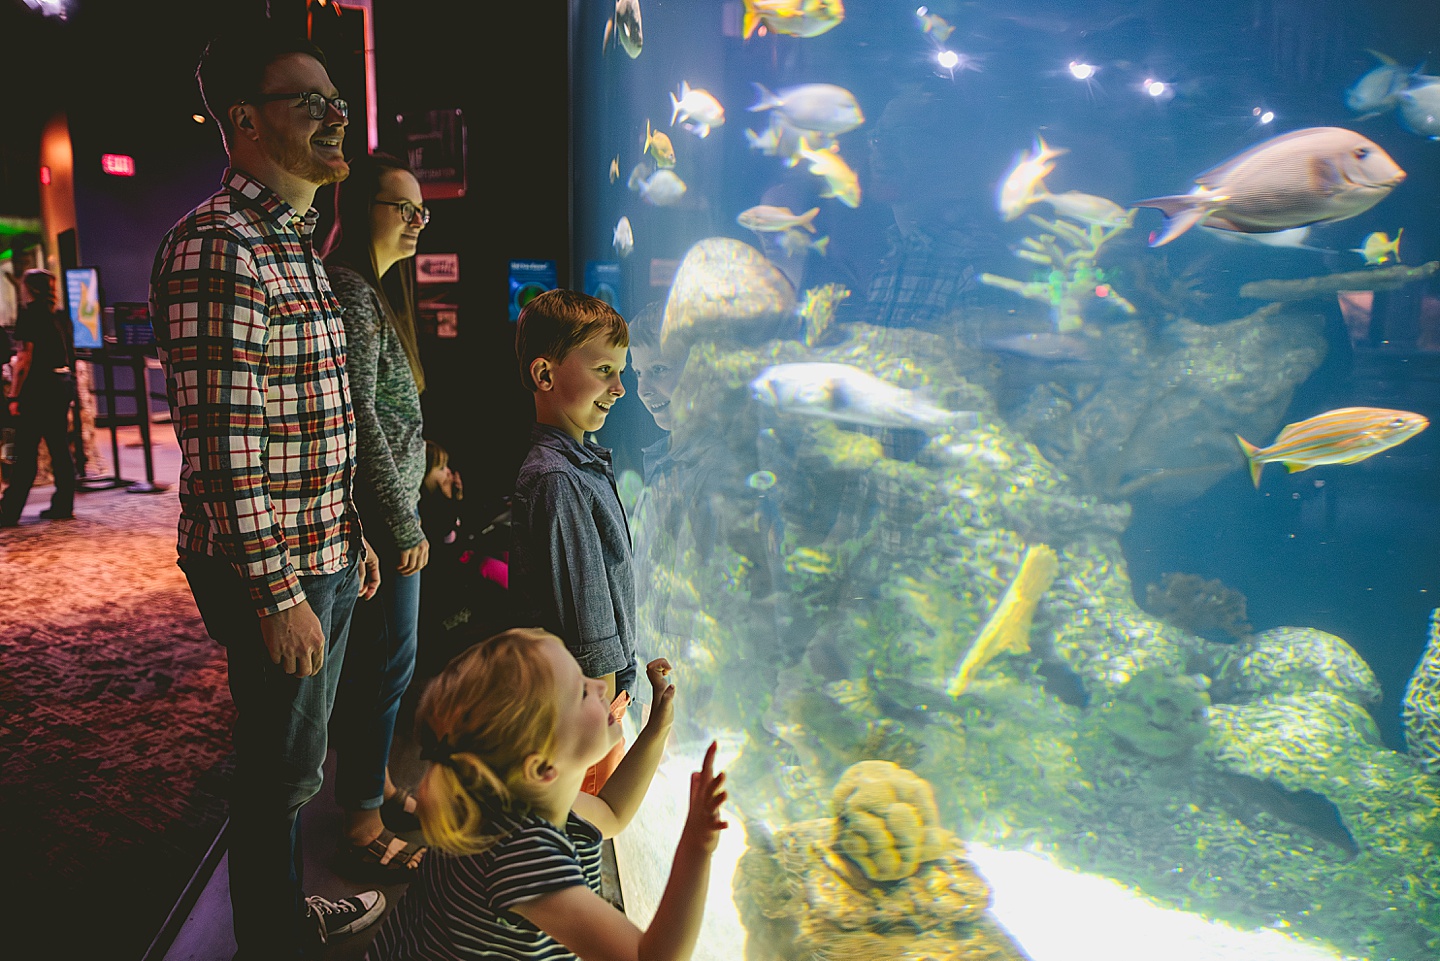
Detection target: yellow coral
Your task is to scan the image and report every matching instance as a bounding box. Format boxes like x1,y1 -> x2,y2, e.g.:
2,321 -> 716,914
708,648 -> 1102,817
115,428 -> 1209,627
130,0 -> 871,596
947,543 -> 1060,697
832,760 -> 948,881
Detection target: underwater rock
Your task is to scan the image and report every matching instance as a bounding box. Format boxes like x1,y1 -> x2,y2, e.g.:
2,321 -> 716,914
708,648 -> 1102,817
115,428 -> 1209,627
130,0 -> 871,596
1402,608 -> 1440,773
732,763 -> 1028,961
1006,312 -> 1326,505
1098,667 -> 1211,759
1142,571 -> 1252,643
1212,626 -> 1381,705
1239,260 -> 1439,301
660,237 -> 798,355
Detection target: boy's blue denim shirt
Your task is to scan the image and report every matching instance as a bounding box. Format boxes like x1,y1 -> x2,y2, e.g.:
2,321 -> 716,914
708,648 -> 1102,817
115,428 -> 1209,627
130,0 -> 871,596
511,422 -> 637,694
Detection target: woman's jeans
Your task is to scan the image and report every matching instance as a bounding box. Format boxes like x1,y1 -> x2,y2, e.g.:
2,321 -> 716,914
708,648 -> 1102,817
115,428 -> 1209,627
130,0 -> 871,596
331,533 -> 420,815
182,550 -> 360,959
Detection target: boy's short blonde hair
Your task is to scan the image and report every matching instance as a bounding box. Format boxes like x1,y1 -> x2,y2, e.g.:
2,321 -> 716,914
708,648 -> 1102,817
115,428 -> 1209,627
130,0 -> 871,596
514,288 -> 629,392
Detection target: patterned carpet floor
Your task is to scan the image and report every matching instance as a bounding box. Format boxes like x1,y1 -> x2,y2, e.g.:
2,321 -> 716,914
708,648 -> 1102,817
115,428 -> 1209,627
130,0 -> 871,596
0,428 -> 233,960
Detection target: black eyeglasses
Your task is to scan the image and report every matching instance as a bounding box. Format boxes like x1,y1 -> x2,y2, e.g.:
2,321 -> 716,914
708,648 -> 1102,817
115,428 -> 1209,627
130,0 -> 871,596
374,200 -> 431,226
240,91 -> 348,121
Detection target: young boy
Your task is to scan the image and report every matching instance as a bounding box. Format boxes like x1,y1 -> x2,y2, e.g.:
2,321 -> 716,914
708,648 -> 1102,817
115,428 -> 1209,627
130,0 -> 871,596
511,288 -> 636,793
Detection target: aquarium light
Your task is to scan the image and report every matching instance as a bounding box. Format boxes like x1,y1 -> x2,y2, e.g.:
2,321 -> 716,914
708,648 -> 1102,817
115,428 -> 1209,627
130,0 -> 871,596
1068,61 -> 1096,81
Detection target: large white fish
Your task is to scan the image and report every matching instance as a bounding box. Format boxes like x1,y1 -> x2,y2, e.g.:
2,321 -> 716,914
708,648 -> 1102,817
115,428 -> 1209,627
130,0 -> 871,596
1131,127 -> 1406,247
997,137 -> 1066,221
602,0 -> 642,59
1345,51 -> 1419,118
748,83 -> 865,138
1398,76 -> 1440,139
613,216 -> 634,257
637,168 -> 688,207
750,362 -> 978,432
670,81 -> 725,138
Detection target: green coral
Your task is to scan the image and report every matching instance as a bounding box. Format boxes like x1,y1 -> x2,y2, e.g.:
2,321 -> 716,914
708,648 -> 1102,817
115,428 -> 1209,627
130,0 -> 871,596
981,213 -> 1136,332
1099,667 -> 1211,759
1143,571 -> 1252,643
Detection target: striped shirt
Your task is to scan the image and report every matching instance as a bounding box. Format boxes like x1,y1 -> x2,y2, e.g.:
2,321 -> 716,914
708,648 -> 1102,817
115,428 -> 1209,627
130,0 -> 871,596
150,168 -> 359,616
364,810 -> 605,961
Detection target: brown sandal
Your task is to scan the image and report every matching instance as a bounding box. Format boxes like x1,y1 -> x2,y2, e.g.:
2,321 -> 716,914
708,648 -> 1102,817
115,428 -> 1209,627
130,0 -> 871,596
335,828 -> 426,881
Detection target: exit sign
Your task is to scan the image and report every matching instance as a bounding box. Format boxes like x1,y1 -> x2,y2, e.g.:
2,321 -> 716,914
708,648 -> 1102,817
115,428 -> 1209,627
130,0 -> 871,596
100,154 -> 136,177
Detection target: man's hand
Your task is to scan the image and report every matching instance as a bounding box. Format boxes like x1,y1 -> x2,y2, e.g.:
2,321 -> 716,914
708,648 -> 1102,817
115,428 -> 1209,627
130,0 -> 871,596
260,600 -> 326,677
359,537 -> 382,600
396,538 -> 429,576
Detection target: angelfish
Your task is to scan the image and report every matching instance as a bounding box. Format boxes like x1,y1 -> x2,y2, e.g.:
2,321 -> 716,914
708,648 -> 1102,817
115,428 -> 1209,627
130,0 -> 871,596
1236,407 -> 1428,488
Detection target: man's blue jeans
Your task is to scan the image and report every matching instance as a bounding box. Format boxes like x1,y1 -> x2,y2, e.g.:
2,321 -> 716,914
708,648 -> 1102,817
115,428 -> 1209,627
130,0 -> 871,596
331,534 -> 420,815
182,551 -> 360,959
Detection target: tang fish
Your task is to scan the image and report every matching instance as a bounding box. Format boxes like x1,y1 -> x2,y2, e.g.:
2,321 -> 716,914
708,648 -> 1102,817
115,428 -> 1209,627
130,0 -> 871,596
644,120 -> 676,167
797,138 -> 861,208
737,204 -> 819,233
613,216 -> 634,257
1236,407 -> 1428,488
670,81 -> 725,138
741,0 -> 845,40
603,0 -> 643,59
750,362 -> 978,433
777,228 -> 830,258
748,83 -> 865,138
997,137 -> 1067,221
1132,127 -> 1406,247
1034,190 -> 1134,228
636,168 -> 688,207
1345,51 -> 1417,117
1397,77 -> 1440,139
916,6 -> 955,43
1355,229 -> 1402,265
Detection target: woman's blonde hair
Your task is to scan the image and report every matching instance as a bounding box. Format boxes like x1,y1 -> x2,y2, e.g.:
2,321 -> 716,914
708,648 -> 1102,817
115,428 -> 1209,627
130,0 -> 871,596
413,627 -> 560,855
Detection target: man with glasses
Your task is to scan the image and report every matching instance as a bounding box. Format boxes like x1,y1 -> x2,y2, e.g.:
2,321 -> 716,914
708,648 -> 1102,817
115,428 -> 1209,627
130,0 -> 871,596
149,19 -> 384,958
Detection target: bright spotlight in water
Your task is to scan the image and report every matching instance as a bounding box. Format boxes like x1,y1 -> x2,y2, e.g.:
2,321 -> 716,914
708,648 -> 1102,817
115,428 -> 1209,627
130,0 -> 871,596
1068,60 -> 1096,80
1260,110 -> 1275,124
937,49 -> 960,71
1145,79 -> 1168,97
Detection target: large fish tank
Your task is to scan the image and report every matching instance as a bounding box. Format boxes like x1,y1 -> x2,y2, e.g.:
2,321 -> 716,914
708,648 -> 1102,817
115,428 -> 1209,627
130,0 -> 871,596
568,2 -> 1440,958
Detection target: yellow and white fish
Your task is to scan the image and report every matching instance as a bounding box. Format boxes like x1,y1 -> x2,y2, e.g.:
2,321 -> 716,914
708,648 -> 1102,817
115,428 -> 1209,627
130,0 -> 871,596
609,156 -> 620,183
797,138 -> 861,208
741,0 -> 844,40
737,204 -> 820,233
1355,229 -> 1402,265
644,120 -> 676,168
670,81 -> 725,139
997,137 -> 1067,221
777,228 -> 830,258
613,216 -> 634,257
602,0 -> 643,59
1236,407 -> 1428,488
915,6 -> 954,43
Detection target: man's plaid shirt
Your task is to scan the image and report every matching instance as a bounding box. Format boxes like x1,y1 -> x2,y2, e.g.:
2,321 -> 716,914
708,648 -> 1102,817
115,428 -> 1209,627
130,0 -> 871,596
151,168 -> 359,616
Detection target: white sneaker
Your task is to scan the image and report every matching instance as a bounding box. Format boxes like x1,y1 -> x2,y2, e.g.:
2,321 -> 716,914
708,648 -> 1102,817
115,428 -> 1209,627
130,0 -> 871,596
305,890 -> 386,943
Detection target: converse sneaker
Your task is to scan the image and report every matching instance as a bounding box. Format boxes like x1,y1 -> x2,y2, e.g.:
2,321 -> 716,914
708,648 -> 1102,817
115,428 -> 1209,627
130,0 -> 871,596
305,890 -> 386,943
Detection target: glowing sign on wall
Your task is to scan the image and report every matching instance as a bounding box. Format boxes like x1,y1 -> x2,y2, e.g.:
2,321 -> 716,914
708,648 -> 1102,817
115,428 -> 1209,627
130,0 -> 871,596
100,154 -> 136,177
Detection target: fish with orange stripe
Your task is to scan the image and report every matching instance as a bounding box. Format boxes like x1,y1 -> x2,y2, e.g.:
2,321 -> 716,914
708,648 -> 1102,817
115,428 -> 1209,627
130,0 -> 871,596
1236,407 -> 1428,488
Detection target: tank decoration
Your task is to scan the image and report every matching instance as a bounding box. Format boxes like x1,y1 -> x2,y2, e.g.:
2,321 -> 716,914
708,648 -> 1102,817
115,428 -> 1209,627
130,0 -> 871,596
1239,259 -> 1439,301
798,282 -> 850,348
1213,626 -> 1381,706
832,759 -> 948,881
1097,667 -> 1211,759
980,213 -> 1136,332
1142,571 -> 1252,643
948,543 -> 1060,697
732,763 -> 1030,961
1402,608 -> 1440,774
660,237 -> 798,354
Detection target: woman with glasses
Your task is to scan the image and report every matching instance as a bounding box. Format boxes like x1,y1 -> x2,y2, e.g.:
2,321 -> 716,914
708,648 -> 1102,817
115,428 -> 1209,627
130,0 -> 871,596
320,151 -> 431,879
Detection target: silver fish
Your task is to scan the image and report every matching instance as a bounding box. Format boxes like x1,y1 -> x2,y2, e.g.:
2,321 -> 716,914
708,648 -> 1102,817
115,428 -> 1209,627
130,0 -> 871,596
603,0 -> 643,59
1398,76 -> 1440,139
984,331 -> 1096,362
613,216 -> 634,257
748,83 -> 865,138
638,168 -> 687,207
1132,127 -> 1406,247
750,362 -> 978,433
1345,51 -> 1417,117
670,81 -> 725,139
1035,190 -> 1134,227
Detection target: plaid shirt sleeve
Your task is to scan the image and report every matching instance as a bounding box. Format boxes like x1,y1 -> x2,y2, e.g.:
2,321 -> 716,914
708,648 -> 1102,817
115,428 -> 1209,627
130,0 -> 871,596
153,227 -> 306,615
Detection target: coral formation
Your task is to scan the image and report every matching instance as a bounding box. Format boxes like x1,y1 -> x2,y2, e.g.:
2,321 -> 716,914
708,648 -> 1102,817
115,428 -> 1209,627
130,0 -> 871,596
1143,571 -> 1252,643
948,543 -> 1060,697
832,760 -> 948,882
1402,608 -> 1440,773
980,213 -> 1136,332
1098,667 -> 1211,759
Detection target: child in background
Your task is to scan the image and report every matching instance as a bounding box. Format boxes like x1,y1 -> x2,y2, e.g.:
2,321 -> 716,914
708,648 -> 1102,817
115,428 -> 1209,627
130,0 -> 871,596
362,627 -> 728,961
510,288 -> 636,794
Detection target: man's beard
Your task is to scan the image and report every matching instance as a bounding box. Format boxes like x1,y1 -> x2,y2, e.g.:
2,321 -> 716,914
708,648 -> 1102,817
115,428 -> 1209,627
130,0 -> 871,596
270,138 -> 349,186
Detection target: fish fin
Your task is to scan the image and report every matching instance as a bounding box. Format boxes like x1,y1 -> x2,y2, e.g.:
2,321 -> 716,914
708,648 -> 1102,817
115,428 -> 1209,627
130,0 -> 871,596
1284,461 -> 1314,474
1365,49 -> 1399,66
741,0 -> 760,40
1311,156 -> 1345,196
1133,195 -> 1209,247
1236,434 -> 1263,488
603,17 -> 614,53
813,236 -> 830,257
748,82 -> 779,113
801,207 -> 820,232
669,92 -> 681,127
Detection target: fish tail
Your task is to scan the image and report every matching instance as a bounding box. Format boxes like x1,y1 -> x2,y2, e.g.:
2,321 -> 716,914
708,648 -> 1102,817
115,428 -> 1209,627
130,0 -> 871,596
749,82 -> 780,113
1236,434 -> 1263,488
741,0 -> 760,39
1393,227 -> 1404,261
801,207 -> 820,232
813,236 -> 830,257
669,92 -> 681,127
1133,194 -> 1210,247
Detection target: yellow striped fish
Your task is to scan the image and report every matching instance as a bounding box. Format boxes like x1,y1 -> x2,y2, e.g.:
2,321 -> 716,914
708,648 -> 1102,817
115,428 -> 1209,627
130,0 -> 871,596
1236,407 -> 1428,488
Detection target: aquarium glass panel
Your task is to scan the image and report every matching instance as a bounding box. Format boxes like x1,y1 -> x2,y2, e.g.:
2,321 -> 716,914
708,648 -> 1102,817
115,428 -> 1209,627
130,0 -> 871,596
573,2 -> 1440,958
